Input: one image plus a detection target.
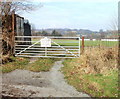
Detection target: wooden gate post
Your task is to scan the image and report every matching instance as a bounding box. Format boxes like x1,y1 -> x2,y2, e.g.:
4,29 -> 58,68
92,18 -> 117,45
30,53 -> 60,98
12,12 -> 15,56
81,36 -> 84,54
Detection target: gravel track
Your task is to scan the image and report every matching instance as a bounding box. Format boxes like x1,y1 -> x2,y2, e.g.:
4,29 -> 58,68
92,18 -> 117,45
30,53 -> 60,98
2,59 -> 90,98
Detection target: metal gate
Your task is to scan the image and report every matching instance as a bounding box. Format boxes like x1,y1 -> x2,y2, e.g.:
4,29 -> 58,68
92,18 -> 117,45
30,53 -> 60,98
15,36 -> 80,58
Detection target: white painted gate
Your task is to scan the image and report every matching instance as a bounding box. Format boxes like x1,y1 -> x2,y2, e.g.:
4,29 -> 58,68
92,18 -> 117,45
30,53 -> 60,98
15,36 -> 80,58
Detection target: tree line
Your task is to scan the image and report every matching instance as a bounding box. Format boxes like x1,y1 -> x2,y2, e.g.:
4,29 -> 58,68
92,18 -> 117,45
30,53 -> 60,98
33,30 -> 62,36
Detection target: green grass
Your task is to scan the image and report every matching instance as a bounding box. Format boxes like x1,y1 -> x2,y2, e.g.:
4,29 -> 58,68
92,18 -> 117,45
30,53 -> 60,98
32,39 -> 118,47
26,58 -> 59,72
1,57 -> 29,73
82,70 -> 118,97
83,41 -> 118,47
61,58 -> 118,97
1,57 -> 59,73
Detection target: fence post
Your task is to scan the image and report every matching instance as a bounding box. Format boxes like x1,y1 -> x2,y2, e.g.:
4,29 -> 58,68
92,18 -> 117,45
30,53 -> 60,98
82,36 -> 84,54
12,12 -> 15,56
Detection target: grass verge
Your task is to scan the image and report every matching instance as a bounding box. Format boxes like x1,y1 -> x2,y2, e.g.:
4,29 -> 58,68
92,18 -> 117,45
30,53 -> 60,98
1,57 -> 59,73
61,47 -> 118,97
1,57 -> 29,73
26,58 -> 59,72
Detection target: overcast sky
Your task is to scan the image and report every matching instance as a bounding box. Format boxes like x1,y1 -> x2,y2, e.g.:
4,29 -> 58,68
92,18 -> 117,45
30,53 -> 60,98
21,0 -> 119,31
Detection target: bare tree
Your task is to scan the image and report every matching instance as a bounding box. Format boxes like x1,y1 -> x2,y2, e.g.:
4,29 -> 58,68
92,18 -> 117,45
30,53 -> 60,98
108,14 -> 118,39
0,0 -> 41,63
110,15 -> 118,30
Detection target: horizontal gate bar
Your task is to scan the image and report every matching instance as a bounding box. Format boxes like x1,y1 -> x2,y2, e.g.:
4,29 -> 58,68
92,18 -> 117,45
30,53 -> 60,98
15,36 -> 79,39
16,53 -> 78,55
15,52 -> 79,54
15,44 -> 79,47
15,48 -> 78,50
15,41 -> 78,44
15,50 -> 79,52
15,45 -> 79,48
15,48 -> 79,50
15,55 -> 79,58
15,49 -> 79,52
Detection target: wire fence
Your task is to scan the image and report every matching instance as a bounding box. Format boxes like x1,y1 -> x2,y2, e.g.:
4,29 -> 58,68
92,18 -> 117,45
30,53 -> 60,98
81,37 -> 119,53
81,38 -> 118,47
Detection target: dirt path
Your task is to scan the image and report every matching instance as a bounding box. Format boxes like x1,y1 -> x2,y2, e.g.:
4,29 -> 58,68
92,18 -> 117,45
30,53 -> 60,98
2,59 -> 90,98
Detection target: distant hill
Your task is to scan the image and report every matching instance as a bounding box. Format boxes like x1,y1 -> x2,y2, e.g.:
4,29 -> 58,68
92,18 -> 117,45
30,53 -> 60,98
35,28 -> 99,35
33,28 -> 117,39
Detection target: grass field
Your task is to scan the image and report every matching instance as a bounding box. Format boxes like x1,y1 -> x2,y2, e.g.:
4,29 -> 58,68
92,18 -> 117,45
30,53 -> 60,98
32,38 -> 118,47
83,40 -> 118,47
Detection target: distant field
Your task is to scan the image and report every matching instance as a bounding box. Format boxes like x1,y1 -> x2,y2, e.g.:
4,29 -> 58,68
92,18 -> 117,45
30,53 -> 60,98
83,40 -> 118,47
32,38 -> 118,47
